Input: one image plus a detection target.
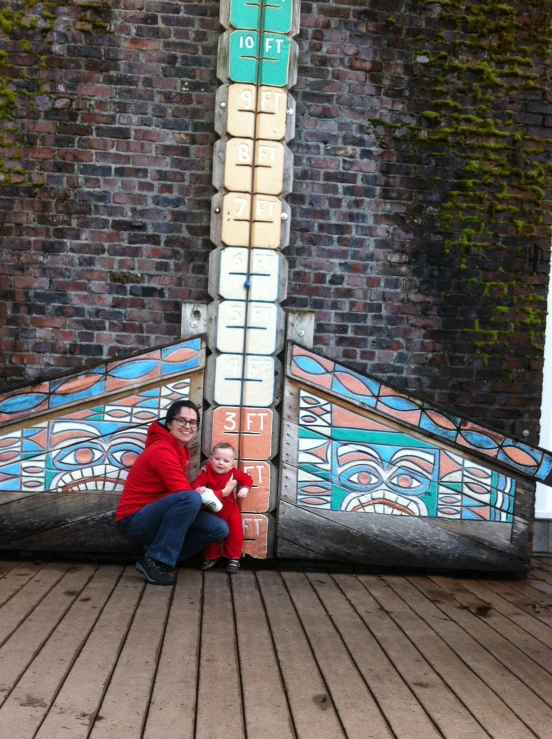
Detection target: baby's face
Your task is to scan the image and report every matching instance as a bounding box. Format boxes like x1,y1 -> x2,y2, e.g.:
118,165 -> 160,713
210,448 -> 235,475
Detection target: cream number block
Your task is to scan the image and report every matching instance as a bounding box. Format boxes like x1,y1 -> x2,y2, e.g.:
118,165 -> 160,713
221,192 -> 251,246
214,354 -> 275,407
227,84 -> 256,138
221,193 -> 282,248
254,141 -> 285,194
218,247 -> 281,301
226,83 -> 288,141
216,301 -> 279,355
257,86 -> 288,140
252,195 -> 282,248
224,139 -> 284,195
223,138 -> 253,192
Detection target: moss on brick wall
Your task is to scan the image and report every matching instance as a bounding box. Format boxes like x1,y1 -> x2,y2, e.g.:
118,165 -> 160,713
372,0 -> 551,372
286,0 -> 551,437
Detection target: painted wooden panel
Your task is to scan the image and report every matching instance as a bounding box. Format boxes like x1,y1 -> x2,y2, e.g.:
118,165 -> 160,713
277,370 -> 535,572
0,339 -> 203,428
288,343 -> 552,485
0,339 -> 206,553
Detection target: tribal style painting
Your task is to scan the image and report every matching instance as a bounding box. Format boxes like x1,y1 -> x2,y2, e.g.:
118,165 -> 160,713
297,390 -> 516,522
0,339 -> 201,426
0,338 -> 203,496
290,344 -> 552,485
0,379 -> 193,495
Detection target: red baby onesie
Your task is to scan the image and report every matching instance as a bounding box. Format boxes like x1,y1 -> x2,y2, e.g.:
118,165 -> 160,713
193,463 -> 253,559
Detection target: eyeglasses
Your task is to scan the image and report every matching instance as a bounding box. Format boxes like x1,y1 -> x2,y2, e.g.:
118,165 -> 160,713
173,418 -> 198,428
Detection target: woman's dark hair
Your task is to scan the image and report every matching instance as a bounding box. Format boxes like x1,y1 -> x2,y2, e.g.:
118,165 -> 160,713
165,400 -> 200,426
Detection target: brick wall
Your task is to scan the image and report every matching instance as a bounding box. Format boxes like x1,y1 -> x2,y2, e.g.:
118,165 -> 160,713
1,0 -> 551,440
0,0 -> 220,380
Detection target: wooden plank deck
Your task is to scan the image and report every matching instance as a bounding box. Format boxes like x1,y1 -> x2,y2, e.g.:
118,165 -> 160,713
0,558 -> 551,739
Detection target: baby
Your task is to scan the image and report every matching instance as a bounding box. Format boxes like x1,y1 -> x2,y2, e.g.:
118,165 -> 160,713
193,442 -> 253,574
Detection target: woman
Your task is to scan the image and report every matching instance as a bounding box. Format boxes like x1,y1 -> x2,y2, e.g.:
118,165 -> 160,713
115,399 -> 230,585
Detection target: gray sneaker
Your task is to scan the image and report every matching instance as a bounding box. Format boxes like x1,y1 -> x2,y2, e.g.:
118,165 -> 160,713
227,559 -> 240,575
135,554 -> 175,586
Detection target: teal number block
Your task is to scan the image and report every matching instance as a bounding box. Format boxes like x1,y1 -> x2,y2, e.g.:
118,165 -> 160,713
229,30 -> 260,84
260,33 -> 290,86
264,0 -> 293,34
228,31 -> 290,87
230,0 -> 261,31
229,0 -> 293,34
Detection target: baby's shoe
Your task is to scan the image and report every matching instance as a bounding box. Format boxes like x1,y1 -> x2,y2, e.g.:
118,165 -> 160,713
227,559 -> 240,575
201,558 -> 218,571
200,489 -> 222,513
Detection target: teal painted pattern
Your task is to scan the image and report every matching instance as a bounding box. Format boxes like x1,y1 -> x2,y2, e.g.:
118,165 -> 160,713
0,339 -> 202,427
290,343 -> 552,485
296,389 -> 515,522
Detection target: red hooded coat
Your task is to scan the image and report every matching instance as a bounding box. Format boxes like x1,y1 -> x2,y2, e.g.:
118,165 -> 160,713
115,420 -> 194,521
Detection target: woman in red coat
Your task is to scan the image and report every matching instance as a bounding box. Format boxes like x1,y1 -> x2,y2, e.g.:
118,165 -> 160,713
193,442 -> 253,574
115,400 -> 230,586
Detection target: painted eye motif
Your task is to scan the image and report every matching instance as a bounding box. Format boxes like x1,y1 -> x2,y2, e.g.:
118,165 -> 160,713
339,465 -> 381,490
54,445 -> 104,468
389,473 -> 422,490
109,443 -> 144,468
110,447 -> 141,468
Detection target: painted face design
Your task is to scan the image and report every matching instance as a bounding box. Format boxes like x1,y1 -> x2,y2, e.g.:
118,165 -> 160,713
48,421 -> 146,492
337,444 -> 437,516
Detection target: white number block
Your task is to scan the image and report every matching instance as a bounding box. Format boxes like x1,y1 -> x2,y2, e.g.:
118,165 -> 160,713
216,301 -> 278,355
214,354 -> 275,407
218,247 -> 280,301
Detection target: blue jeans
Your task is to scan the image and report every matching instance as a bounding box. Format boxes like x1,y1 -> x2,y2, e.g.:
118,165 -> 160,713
116,491 -> 229,568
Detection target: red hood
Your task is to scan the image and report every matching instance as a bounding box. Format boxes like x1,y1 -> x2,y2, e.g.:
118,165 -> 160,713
145,420 -> 176,448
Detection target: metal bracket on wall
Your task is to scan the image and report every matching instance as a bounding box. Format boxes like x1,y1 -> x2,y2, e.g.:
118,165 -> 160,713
285,310 -> 314,349
181,302 -> 208,339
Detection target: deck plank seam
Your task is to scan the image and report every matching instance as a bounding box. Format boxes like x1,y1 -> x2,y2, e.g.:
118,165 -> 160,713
0,565 -> 98,712
304,572 -> 400,739
425,575 -> 552,676
328,573 -> 446,739
86,568 -> 147,733
253,570 -> 299,739
389,575 -> 545,737
138,572 -> 177,739
278,571 -> 355,738
358,575 -> 496,738
28,565 -> 125,739
408,575 -> 552,707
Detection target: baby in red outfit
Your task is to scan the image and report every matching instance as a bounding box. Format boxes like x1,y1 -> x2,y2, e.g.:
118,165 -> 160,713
193,442 -> 253,574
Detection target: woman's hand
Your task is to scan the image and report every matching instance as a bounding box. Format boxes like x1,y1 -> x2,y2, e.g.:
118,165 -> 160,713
221,476 -> 237,497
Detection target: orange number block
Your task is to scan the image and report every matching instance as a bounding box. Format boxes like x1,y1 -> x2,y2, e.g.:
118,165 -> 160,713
242,514 -> 269,558
212,406 -> 274,460
238,460 -> 271,512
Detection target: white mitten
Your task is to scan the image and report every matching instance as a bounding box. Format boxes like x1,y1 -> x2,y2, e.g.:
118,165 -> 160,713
200,488 -> 222,513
